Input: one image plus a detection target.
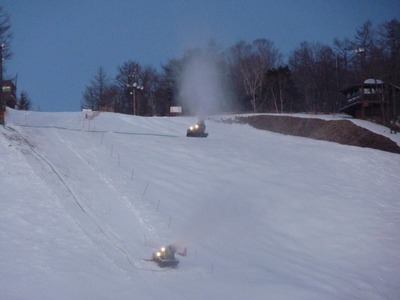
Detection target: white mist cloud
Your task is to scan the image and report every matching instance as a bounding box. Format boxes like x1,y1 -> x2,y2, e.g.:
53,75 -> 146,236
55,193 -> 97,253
177,48 -> 230,118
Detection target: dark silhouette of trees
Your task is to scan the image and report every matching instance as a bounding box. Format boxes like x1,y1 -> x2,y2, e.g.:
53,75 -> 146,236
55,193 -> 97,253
265,66 -> 296,113
140,65 -> 159,116
81,67 -> 113,111
17,91 -> 31,110
289,41 -> 336,113
0,6 -> 12,124
158,58 -> 180,115
114,60 -> 141,114
0,6 -> 12,59
78,18 -> 399,119
227,39 -> 283,112
378,19 -> 400,85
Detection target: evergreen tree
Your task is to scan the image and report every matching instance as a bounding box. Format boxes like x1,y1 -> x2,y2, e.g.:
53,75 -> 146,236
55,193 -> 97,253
81,67 -> 112,111
18,91 -> 31,110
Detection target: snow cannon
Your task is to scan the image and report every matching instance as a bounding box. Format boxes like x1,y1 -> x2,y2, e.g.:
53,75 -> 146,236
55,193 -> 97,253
186,120 -> 208,138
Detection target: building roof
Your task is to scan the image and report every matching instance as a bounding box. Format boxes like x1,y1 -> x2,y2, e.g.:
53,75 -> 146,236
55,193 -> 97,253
340,79 -> 400,94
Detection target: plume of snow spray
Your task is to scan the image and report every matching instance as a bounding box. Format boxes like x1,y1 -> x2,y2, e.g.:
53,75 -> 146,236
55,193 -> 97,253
178,48 -> 229,118
172,46 -> 235,251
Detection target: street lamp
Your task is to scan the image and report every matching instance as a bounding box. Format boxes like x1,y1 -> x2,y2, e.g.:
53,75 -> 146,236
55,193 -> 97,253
127,73 -> 144,115
355,47 -> 366,118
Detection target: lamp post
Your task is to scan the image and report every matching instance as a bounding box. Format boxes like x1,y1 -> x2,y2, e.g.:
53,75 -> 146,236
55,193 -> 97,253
355,47 -> 366,119
0,43 -> 5,125
127,72 -> 143,115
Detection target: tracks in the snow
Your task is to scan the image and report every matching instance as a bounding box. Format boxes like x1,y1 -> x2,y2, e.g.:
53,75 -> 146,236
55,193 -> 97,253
5,125 -> 166,273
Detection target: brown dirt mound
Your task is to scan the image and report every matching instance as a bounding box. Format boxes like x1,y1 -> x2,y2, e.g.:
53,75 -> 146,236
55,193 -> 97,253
234,115 -> 400,154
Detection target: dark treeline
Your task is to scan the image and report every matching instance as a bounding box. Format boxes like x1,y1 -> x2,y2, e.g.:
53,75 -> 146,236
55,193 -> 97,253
0,6 -> 33,112
82,19 -> 400,116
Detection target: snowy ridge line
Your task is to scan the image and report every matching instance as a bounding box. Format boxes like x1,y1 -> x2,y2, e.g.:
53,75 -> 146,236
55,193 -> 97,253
9,126 -> 165,273
11,123 -> 179,138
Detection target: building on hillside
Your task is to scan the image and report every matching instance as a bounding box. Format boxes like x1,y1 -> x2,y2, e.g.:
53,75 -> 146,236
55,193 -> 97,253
169,106 -> 182,116
2,79 -> 17,109
339,79 -> 400,125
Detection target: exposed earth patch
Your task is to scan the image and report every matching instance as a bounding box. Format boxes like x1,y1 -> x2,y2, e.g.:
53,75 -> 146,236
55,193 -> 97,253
232,115 -> 400,154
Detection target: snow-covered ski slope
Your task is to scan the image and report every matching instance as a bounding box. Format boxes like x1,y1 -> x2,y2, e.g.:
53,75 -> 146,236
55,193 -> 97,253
1,109 -> 399,300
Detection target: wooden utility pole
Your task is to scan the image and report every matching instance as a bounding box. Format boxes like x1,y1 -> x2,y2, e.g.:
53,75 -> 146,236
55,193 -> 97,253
127,72 -> 143,115
0,43 -> 5,125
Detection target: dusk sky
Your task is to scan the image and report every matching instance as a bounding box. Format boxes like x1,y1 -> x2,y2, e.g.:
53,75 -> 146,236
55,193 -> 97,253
2,0 -> 400,112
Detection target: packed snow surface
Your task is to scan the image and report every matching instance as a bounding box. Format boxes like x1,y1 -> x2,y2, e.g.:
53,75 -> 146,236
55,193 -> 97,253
1,110 -> 399,300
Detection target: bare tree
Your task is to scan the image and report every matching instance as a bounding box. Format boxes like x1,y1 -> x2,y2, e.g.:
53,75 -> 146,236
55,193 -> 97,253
0,6 -> 12,59
352,21 -> 375,80
289,41 -> 337,113
378,19 -> 400,84
333,37 -> 355,94
289,41 -> 316,111
373,18 -> 400,123
141,65 -> 160,115
115,61 -> 142,114
265,66 -> 295,113
159,58 -> 181,115
228,39 -> 282,112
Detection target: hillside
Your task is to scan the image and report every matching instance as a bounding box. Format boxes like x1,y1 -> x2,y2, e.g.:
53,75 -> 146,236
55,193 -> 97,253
1,110 -> 399,300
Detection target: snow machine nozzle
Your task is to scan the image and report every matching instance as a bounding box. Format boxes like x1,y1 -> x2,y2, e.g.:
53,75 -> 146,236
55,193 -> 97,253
186,120 -> 208,138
